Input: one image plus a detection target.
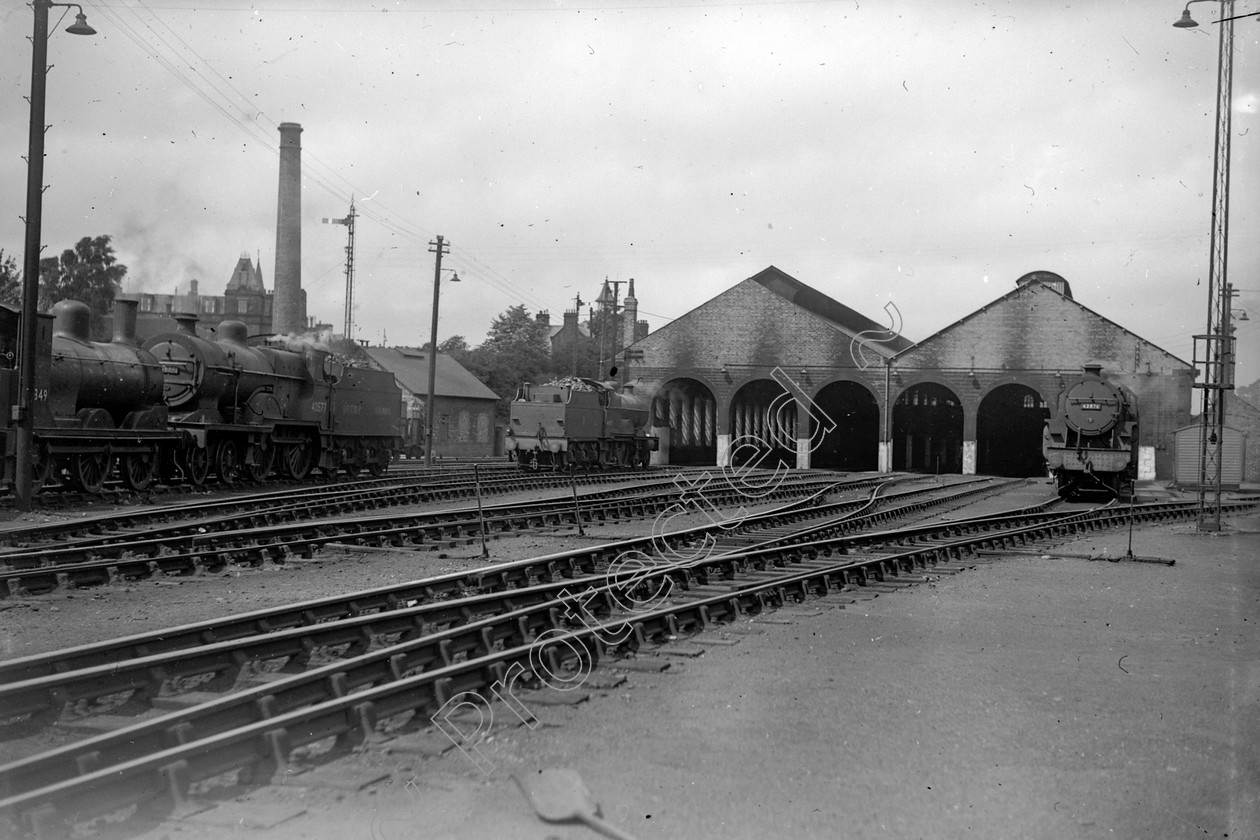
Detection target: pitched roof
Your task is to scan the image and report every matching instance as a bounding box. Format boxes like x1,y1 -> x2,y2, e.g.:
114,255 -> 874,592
549,322 -> 590,340
226,255 -> 266,292
893,277 -> 1192,369
363,346 -> 501,401
750,266 -> 915,353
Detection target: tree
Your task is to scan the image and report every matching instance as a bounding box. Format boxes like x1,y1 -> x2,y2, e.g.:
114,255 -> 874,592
464,305 -> 551,399
0,249 -> 19,308
38,235 -> 126,323
438,335 -> 469,355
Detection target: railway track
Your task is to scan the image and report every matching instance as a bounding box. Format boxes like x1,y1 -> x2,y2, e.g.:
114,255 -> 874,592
0,464 -> 667,547
0,475 -> 991,712
4,458 -> 518,508
2,484 -> 1252,837
0,469 -> 845,597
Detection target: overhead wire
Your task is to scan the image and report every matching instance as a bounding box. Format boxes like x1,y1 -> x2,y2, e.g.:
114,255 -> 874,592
82,0 -> 567,321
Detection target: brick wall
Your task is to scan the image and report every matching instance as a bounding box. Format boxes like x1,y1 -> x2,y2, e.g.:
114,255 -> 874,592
892,283 -> 1192,478
633,278 -> 879,371
624,278 -> 1193,479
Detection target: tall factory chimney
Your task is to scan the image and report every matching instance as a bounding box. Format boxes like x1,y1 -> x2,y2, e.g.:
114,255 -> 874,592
273,122 -> 306,334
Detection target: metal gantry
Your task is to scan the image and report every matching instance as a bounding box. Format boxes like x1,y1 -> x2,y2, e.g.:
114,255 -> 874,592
1180,0 -> 1237,531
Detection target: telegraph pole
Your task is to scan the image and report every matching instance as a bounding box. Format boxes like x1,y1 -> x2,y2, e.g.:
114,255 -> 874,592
424,235 -> 450,468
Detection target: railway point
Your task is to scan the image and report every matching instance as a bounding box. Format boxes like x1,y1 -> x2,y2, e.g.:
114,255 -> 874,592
64,480 -> 1253,840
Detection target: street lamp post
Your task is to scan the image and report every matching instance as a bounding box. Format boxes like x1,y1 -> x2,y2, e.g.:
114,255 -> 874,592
16,0 -> 96,510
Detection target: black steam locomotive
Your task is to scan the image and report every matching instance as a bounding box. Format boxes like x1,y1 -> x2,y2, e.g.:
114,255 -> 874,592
0,298 -> 403,495
1043,364 -> 1139,498
507,378 -> 656,469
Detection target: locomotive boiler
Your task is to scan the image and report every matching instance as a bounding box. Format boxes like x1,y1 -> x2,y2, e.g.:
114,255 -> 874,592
506,377 -> 657,469
1043,363 -> 1139,498
143,316 -> 403,483
0,299 -> 181,492
2,298 -> 404,496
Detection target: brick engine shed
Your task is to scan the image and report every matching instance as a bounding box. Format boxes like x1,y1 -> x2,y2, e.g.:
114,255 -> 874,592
622,267 -> 1193,480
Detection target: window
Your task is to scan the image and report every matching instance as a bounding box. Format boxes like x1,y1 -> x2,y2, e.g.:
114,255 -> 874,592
237,299 -> 249,315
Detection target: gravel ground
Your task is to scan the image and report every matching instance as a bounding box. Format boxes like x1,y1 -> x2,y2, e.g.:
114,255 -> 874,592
4,480 -> 1256,840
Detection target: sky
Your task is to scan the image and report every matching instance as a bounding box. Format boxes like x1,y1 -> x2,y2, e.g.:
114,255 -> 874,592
1,0 -> 1258,389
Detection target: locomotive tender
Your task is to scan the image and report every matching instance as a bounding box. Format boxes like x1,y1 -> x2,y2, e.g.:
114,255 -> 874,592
1,298 -> 403,495
1043,363 -> 1139,498
507,377 -> 656,469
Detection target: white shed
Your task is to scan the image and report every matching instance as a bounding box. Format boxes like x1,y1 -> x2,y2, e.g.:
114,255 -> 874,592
1172,424 -> 1246,489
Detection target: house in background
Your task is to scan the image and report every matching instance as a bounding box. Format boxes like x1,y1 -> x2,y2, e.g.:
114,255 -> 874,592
364,346 -> 501,459
122,254 -> 329,341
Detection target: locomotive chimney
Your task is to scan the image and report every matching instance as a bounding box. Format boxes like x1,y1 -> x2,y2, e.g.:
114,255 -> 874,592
1083,363 -> 1104,378
174,313 -> 199,335
272,122 -> 307,335
111,298 -> 139,345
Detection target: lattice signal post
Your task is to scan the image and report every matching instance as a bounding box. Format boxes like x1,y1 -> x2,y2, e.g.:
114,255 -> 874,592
322,200 -> 357,341
1172,0 -> 1253,530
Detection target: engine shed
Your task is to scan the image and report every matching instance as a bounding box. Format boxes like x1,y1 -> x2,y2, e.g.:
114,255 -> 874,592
622,267 -> 1193,481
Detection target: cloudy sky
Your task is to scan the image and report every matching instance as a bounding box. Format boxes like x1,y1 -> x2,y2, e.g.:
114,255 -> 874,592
2,0 -> 1257,387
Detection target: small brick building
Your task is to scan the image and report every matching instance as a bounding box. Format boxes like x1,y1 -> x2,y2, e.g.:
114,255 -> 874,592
622,267 -> 1193,480
364,346 -> 500,459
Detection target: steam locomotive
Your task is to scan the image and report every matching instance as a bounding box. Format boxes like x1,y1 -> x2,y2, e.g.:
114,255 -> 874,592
0,298 -> 403,495
506,378 -> 657,469
1042,363 -> 1139,498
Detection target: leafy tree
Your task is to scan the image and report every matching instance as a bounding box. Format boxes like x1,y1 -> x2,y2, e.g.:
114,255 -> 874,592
419,335 -> 472,367
438,335 -> 469,355
37,235 -> 126,323
464,304 -> 551,398
0,249 -> 19,308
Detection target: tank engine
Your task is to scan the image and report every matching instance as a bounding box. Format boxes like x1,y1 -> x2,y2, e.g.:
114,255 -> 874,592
507,378 -> 657,469
1043,363 -> 1139,498
142,315 -> 403,483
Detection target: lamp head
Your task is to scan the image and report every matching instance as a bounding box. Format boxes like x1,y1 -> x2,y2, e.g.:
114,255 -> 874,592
1173,8 -> 1198,28
1239,310 -> 1250,322
65,10 -> 96,36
